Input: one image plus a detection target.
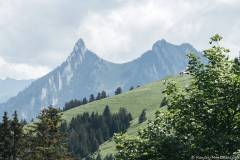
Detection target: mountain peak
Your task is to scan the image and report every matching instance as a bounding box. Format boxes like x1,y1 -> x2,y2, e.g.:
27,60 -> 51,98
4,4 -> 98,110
152,39 -> 171,51
74,38 -> 86,52
153,39 -> 168,47
67,38 -> 88,62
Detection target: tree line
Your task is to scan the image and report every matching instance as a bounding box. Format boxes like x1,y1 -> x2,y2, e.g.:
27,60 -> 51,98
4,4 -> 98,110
63,86 -> 123,112
63,85 -> 141,112
63,90 -> 108,111
61,105 -> 132,159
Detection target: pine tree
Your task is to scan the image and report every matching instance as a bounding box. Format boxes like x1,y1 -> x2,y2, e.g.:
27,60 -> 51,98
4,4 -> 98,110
11,111 -> 24,160
96,92 -> 101,100
101,91 -> 107,99
129,86 -> 134,91
82,97 -> 88,104
28,107 -> 72,160
103,106 -> 113,135
0,112 -> 12,160
138,109 -> 147,123
128,113 -> 133,122
89,94 -> 95,102
115,87 -> 122,95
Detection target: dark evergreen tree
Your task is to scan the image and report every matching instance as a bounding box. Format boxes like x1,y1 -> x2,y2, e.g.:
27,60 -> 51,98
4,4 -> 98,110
82,97 -> 88,104
63,99 -> 82,111
28,107 -> 72,160
11,111 -> 24,160
138,109 -> 147,123
115,87 -> 122,95
0,112 -> 12,160
89,94 -> 95,102
129,86 -> 134,91
96,92 -> 102,100
101,91 -> 107,99
103,106 -> 112,136
128,113 -> 133,122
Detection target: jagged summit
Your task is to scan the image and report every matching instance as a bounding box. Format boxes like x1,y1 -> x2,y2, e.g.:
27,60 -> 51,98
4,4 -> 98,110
152,39 -> 172,51
73,38 -> 87,54
153,38 -> 168,46
0,38 -> 201,120
67,38 -> 88,63
74,38 -> 86,51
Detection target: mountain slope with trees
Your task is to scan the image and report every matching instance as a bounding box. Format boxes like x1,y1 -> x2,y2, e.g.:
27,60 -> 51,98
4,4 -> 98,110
0,38 -> 200,120
114,35 -> 240,159
61,75 -> 190,157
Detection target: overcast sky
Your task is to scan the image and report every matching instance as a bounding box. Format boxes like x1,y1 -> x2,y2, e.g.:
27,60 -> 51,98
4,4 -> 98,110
0,0 -> 239,79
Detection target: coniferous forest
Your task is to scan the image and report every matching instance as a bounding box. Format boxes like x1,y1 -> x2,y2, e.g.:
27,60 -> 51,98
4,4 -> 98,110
0,105 -> 132,159
61,106 -> 132,159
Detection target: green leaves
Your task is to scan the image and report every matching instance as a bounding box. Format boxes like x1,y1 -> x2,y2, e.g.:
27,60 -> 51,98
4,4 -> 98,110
114,35 -> 240,159
209,34 -> 223,44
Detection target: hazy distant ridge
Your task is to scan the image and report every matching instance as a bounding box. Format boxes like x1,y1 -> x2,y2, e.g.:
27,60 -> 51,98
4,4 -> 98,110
0,78 -> 33,103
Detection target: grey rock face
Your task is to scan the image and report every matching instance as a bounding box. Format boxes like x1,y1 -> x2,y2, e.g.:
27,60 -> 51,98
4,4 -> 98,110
0,38 -> 201,120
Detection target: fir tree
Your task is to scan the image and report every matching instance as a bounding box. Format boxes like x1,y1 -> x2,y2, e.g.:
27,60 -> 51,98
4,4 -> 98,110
101,90 -> 107,99
10,111 -> 24,160
28,107 -> 72,160
103,106 -> 113,135
129,86 -> 134,91
89,94 -> 95,102
0,112 -> 12,160
96,92 -> 102,100
82,97 -> 88,104
138,109 -> 147,123
115,87 -> 122,95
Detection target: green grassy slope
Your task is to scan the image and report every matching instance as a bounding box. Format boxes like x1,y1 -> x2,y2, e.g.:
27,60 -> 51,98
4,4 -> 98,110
62,75 -> 190,156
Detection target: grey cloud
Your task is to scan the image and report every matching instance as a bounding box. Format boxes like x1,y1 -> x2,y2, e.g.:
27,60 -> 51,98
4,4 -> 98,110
0,0 -> 123,67
0,0 -> 239,79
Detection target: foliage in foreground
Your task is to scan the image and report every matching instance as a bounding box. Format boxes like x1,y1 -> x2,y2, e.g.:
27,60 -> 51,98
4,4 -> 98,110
0,111 -> 24,160
0,107 -> 73,160
114,35 -> 240,159
25,107 -> 72,160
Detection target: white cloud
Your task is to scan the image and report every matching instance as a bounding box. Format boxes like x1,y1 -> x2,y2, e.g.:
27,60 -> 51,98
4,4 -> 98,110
0,0 -> 239,79
0,56 -> 49,80
78,0 -> 240,62
78,0 -> 178,62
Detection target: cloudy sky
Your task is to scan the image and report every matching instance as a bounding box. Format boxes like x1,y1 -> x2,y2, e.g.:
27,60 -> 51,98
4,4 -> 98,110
0,0 -> 239,79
